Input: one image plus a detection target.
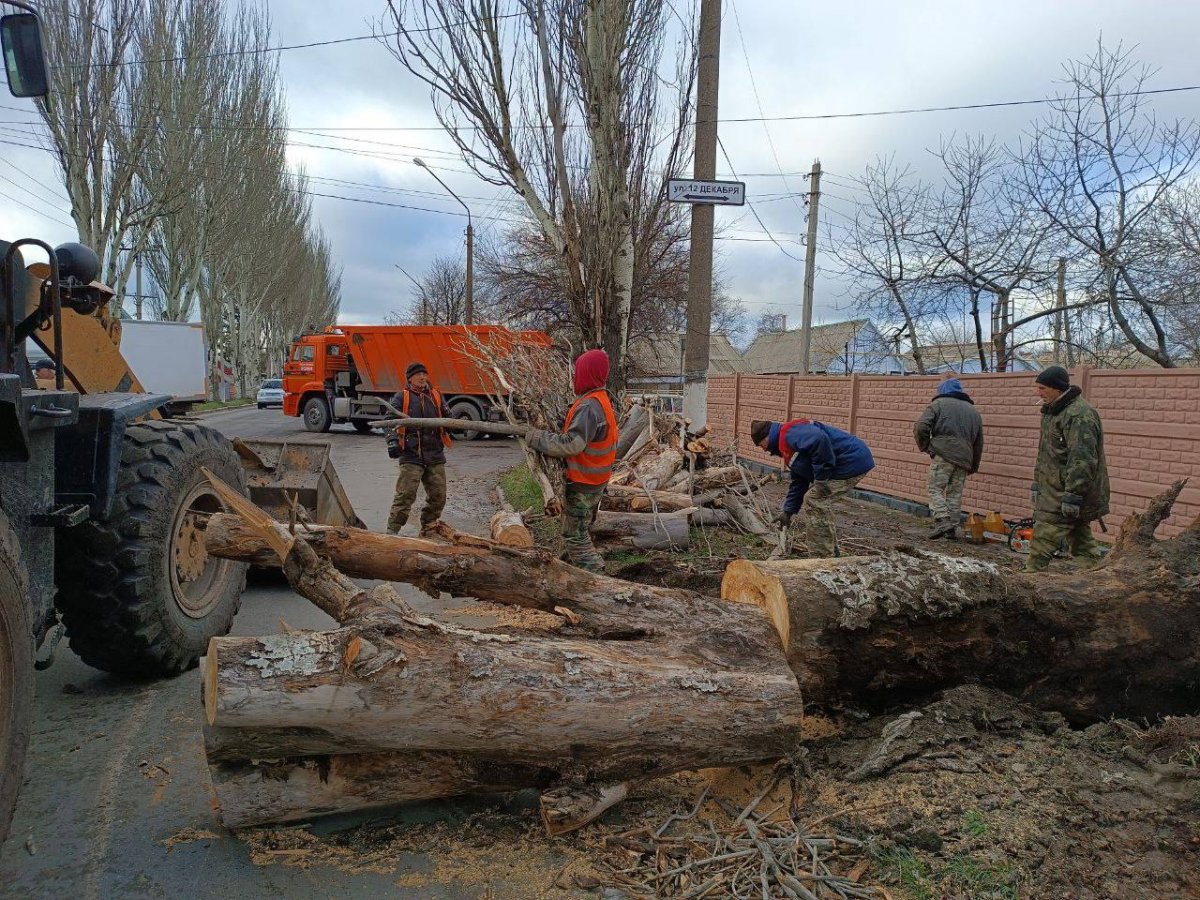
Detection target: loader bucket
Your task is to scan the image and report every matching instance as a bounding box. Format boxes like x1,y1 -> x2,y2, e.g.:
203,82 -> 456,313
233,438 -> 365,529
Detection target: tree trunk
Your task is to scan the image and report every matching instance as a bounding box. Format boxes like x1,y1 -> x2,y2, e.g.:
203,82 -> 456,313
591,510 -> 690,550
721,484 -> 1200,721
204,515 -> 757,644
615,403 -> 649,460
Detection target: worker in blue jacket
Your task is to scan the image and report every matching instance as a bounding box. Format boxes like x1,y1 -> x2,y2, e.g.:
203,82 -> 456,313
751,418 -> 875,557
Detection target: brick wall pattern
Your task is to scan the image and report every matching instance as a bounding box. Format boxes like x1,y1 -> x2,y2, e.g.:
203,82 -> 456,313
707,368 -> 1200,538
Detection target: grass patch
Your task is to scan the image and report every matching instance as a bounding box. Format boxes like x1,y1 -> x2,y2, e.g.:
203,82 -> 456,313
962,809 -> 988,837
876,846 -> 1022,900
606,550 -> 650,569
498,465 -> 545,513
875,848 -> 935,900
193,397 -> 255,413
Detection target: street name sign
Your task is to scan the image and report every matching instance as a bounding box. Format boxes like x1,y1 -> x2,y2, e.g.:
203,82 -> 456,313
667,178 -> 746,206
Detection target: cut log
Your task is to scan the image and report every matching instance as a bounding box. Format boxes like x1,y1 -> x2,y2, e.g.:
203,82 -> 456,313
206,750 -> 550,829
600,484 -> 696,513
722,494 -> 772,535
615,403 -> 650,460
591,510 -> 690,550
722,484 -> 1200,721
690,465 -> 747,492
489,510 -> 533,547
690,508 -> 732,528
633,448 -> 684,491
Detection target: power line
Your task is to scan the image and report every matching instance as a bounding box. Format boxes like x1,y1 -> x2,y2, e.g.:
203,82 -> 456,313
727,0 -> 807,223
0,156 -> 71,203
0,187 -> 74,229
716,136 -> 804,263
56,13 -> 525,70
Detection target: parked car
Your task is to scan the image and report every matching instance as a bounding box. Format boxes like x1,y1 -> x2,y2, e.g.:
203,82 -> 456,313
256,378 -> 285,409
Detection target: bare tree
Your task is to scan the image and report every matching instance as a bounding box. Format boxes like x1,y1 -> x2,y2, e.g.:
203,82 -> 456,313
388,255 -> 497,325
832,157 -> 935,374
927,135 -> 1052,370
1015,40 -> 1200,367
382,0 -> 694,389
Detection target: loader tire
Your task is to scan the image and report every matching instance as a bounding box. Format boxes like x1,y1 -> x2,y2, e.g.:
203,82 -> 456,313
55,421 -> 249,678
0,509 -> 31,845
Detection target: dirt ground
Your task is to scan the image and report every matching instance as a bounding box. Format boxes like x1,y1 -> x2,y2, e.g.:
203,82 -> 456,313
234,470 -> 1199,900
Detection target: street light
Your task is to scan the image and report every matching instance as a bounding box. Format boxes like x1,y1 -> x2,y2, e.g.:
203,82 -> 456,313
413,157 -> 474,325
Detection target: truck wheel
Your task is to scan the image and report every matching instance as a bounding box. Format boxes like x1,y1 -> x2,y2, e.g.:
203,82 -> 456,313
302,396 -> 331,433
0,509 -> 31,845
449,400 -> 482,441
351,419 -> 374,434
55,421 -> 249,677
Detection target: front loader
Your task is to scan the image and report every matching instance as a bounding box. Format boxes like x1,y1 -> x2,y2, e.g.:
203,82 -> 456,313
0,2 -> 359,844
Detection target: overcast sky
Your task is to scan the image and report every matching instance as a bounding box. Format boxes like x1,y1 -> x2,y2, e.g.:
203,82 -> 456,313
2,0 -> 1197,330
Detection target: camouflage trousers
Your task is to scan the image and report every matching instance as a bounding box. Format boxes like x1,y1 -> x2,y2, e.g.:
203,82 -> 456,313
927,457 -> 968,522
1024,520 -> 1103,572
387,463 -> 447,533
562,483 -> 605,572
804,474 -> 866,558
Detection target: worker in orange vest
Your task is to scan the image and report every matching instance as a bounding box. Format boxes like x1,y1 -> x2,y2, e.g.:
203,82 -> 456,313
525,349 -> 619,572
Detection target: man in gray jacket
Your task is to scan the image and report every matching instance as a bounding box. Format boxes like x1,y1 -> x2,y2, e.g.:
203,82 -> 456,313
913,377 -> 984,539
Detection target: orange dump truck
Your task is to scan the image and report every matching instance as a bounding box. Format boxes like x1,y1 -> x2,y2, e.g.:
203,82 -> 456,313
282,325 -> 551,434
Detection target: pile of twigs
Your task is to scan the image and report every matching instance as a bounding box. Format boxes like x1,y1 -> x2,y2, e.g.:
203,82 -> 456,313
592,780 -> 884,899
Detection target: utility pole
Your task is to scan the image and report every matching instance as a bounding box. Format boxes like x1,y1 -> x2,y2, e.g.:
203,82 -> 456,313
798,159 -> 821,374
1053,256 -> 1066,365
682,0 -> 721,428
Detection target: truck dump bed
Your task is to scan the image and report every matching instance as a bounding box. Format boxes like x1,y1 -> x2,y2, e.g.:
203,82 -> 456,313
336,325 -> 549,396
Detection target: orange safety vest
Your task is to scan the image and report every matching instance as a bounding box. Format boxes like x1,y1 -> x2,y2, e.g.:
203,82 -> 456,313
777,418 -> 812,469
563,389 -> 618,485
395,387 -> 453,449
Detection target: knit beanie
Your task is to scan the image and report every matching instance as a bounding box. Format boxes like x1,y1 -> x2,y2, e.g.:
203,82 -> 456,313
937,378 -> 964,396
750,419 -> 772,446
1035,365 -> 1070,392
406,361 -> 428,380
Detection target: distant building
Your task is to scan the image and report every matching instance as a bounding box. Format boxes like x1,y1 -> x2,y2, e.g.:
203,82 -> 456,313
911,342 -> 1040,374
625,332 -> 747,392
742,319 -> 905,375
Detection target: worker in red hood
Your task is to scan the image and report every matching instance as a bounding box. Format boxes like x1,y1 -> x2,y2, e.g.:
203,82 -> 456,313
526,349 -> 619,572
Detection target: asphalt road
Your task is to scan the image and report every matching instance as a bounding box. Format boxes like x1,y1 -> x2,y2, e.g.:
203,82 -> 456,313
0,407 -> 526,899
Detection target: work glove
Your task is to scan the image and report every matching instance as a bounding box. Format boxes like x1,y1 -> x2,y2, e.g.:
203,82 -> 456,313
773,511 -> 793,528
1060,493 -> 1083,521
808,480 -> 833,501
525,427 -> 551,454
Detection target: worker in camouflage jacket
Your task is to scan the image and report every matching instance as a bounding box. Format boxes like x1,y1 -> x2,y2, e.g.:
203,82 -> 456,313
386,361 -> 452,536
914,377 -> 984,540
1027,365 -> 1110,572
525,349 -> 619,573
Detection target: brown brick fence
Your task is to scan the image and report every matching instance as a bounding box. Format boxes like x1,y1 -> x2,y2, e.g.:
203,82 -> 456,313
707,369 -> 1200,538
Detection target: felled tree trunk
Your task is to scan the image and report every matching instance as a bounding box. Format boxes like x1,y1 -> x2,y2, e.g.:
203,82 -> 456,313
722,482 -> 1200,722
591,510 -> 690,550
205,515 -> 752,643
200,480 -> 802,830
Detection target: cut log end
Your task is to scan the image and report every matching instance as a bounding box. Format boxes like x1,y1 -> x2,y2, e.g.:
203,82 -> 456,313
720,560 -> 790,650
489,510 -> 534,547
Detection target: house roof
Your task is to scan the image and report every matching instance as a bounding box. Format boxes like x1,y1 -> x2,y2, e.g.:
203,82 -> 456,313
626,333 -> 747,378
743,319 -> 874,374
